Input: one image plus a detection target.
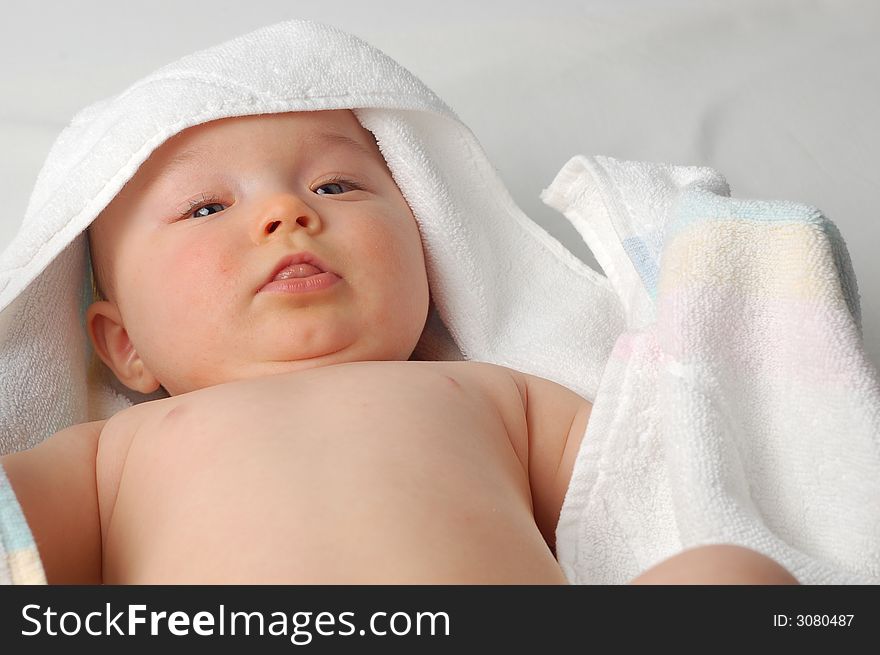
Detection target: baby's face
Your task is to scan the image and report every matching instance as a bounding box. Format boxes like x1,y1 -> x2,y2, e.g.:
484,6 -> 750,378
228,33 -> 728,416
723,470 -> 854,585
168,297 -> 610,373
87,110 -> 430,395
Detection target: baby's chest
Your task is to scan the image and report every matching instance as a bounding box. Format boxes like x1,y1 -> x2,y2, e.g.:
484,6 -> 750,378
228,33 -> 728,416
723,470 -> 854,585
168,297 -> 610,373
99,363 -> 530,513
97,365 -> 536,579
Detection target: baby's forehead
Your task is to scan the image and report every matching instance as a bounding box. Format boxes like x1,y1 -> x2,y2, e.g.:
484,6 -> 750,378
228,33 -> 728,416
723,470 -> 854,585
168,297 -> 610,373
134,109 -> 383,185
159,109 -> 372,154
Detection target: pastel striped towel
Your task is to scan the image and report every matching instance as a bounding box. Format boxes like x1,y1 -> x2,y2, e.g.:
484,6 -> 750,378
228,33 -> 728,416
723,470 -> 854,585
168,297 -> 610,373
547,155 -> 880,584
0,464 -> 45,584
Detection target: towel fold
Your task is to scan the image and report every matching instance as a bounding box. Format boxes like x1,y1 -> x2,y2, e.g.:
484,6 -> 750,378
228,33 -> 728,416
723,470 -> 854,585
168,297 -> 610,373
546,155 -> 880,584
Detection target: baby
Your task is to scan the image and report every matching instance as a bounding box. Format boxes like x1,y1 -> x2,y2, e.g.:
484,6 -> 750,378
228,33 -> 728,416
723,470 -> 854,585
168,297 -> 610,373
1,109 -> 796,585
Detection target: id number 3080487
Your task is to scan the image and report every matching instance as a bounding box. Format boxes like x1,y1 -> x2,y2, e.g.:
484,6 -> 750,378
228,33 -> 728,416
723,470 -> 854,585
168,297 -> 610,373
773,614 -> 854,627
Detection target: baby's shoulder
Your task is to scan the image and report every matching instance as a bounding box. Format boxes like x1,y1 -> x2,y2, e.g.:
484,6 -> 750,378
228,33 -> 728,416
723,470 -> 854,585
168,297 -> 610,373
417,359 -> 521,384
99,395 -> 175,440
421,359 -> 585,408
415,359 -> 527,403
95,397 -> 177,484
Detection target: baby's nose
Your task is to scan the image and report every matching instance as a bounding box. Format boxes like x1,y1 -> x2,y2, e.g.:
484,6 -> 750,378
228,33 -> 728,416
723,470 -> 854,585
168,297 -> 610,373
263,214 -> 312,235
254,194 -> 323,241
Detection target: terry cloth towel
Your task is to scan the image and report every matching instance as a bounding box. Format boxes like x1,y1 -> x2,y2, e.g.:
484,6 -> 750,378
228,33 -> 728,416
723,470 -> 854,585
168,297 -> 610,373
0,465 -> 45,584
545,155 -> 880,585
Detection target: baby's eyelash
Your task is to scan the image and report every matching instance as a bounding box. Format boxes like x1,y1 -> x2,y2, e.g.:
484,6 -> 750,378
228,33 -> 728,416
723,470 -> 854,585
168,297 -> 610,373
178,193 -> 223,220
316,176 -> 364,193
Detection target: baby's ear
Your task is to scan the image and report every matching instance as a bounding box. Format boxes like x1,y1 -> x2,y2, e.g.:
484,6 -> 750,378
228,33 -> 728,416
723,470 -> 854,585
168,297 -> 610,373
85,301 -> 161,394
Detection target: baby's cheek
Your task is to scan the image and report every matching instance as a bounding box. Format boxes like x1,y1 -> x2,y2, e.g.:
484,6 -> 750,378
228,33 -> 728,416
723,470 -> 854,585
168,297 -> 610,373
358,218 -> 427,310
381,221 -> 427,291
167,240 -> 238,302
360,221 -> 407,271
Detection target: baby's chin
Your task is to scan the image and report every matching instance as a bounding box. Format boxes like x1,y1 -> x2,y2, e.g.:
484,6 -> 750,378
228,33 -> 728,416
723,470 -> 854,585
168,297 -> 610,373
162,349 -> 417,395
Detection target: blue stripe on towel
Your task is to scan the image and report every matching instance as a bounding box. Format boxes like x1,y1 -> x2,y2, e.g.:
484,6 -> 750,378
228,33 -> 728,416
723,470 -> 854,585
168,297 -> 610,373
0,464 -> 35,553
673,189 -> 825,231
621,236 -> 659,300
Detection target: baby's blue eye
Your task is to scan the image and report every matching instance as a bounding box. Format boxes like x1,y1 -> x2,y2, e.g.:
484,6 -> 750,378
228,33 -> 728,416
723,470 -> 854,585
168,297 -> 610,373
192,203 -> 225,218
315,182 -> 346,195
314,178 -> 362,195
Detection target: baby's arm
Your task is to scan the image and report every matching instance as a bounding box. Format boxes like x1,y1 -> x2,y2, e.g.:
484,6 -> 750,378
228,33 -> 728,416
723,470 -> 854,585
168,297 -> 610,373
1,420 -> 106,584
514,372 -> 592,554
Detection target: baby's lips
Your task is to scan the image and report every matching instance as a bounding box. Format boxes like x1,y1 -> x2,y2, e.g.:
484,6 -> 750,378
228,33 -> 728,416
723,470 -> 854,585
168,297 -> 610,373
274,263 -> 324,280
258,252 -> 336,292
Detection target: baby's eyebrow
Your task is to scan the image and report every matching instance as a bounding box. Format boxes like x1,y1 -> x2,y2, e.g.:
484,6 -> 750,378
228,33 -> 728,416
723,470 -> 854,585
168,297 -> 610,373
303,131 -> 378,162
155,129 -> 377,187
158,146 -> 211,185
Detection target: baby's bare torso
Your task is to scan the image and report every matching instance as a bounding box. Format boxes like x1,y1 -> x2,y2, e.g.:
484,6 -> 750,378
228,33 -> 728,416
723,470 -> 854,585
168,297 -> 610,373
96,360 -> 567,584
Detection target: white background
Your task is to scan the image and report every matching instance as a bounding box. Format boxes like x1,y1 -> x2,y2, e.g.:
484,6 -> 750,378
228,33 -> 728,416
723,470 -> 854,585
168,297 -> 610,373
2,0 -> 878,367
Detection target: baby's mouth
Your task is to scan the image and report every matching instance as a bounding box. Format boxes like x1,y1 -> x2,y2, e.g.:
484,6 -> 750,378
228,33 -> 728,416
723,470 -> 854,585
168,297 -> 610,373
273,263 -> 325,280
258,252 -> 339,294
